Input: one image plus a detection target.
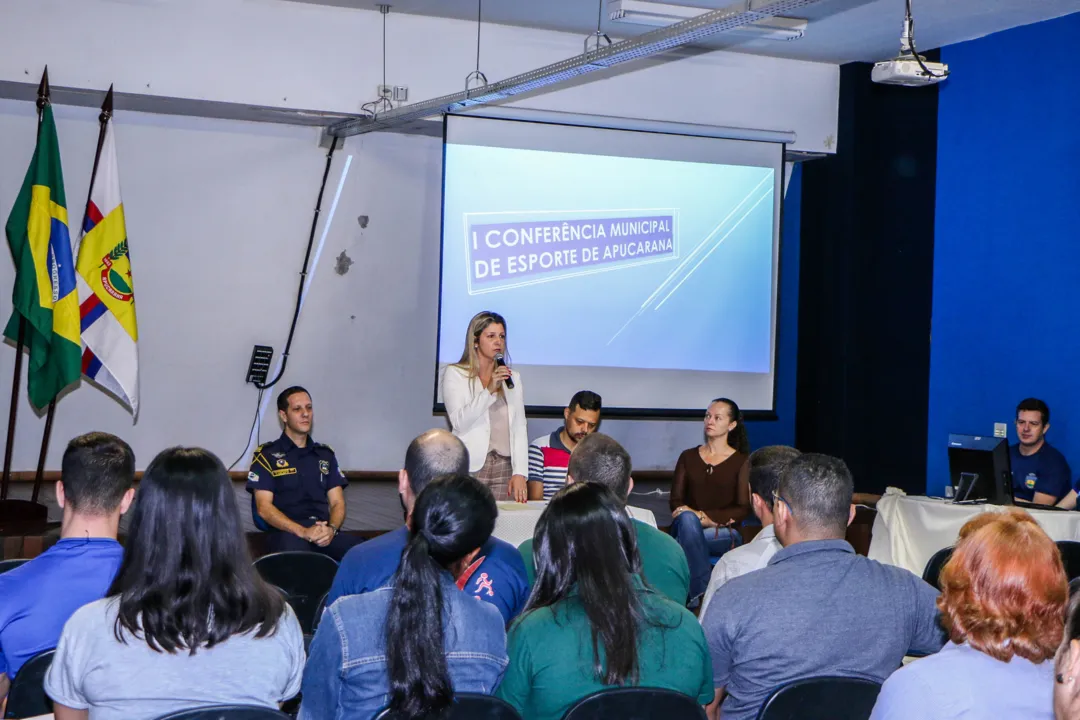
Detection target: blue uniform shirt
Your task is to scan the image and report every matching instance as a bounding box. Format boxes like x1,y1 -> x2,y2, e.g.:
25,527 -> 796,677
1010,441 -> 1072,503
326,526 -> 530,625
246,433 -> 347,526
0,538 -> 123,678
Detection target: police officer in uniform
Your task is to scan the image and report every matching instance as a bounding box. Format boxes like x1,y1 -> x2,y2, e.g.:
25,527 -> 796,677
246,385 -> 363,561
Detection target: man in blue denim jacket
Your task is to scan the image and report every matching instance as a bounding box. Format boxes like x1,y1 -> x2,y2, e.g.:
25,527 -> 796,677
326,430 -> 529,624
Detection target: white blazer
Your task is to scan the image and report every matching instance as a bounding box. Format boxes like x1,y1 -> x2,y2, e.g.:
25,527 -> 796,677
441,364 -> 529,476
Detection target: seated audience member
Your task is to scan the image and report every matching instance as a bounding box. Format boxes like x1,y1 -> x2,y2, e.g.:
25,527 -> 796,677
497,483 -> 713,720
327,429 -> 529,624
300,474 -> 507,720
702,453 -> 945,720
519,433 -> 690,605
1054,595 -> 1080,720
1009,398 -> 1072,505
870,508 -> 1065,719
527,390 -> 601,500
45,447 -> 305,720
0,433 -> 135,707
698,445 -> 800,618
671,398 -> 751,603
247,385 -> 363,561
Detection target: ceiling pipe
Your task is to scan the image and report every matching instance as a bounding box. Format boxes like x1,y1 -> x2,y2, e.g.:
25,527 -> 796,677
327,0 -> 826,138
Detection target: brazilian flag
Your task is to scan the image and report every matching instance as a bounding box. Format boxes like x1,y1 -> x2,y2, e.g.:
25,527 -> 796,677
4,104 -> 81,409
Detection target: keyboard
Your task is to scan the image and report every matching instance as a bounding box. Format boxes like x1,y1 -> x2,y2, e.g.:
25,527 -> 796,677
1013,499 -> 1072,512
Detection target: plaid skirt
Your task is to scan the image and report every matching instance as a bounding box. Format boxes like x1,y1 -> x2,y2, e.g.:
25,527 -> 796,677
477,450 -> 512,501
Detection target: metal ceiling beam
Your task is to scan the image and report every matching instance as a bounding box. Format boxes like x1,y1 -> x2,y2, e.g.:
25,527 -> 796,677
0,80 -> 359,129
328,0 -> 825,138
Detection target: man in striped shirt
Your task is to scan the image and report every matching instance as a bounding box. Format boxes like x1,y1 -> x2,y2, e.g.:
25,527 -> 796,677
527,390 -> 602,500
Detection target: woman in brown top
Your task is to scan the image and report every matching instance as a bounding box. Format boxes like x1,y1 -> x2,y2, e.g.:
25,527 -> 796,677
669,397 -> 751,603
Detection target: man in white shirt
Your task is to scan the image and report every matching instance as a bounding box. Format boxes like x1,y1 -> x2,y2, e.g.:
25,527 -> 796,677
699,445 -> 800,619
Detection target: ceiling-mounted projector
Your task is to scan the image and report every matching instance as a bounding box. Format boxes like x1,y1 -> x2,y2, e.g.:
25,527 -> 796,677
872,56 -> 949,86
872,0 -> 949,87
608,0 -> 808,41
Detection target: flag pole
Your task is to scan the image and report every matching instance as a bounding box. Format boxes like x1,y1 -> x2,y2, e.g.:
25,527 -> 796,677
1,68 -> 49,501
30,86 -> 114,504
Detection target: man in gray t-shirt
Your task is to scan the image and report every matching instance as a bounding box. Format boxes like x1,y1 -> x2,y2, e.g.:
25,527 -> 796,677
701,454 -> 945,720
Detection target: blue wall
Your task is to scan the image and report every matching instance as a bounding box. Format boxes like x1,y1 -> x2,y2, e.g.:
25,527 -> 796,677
927,14 -> 1080,493
746,163 -> 801,449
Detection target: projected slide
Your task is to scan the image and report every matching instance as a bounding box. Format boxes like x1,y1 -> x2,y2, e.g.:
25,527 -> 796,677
437,115 -> 781,413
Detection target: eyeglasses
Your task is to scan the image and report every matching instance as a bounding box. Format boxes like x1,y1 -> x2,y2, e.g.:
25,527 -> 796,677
772,490 -> 795,517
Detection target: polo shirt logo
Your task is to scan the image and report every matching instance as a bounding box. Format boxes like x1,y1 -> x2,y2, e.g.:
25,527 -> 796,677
1025,473 -> 1038,489
474,572 -> 495,597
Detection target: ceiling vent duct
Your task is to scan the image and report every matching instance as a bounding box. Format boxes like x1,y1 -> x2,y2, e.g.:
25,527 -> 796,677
327,0 -> 824,138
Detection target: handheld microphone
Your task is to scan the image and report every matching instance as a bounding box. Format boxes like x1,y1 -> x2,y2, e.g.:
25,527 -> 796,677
494,353 -> 515,389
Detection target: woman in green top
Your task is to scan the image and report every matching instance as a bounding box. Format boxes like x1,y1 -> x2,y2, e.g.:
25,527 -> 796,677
496,483 -> 715,720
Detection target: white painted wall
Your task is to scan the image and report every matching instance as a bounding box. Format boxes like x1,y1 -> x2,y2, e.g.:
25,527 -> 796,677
0,0 -> 839,155
0,0 -> 835,470
0,102 -> 724,470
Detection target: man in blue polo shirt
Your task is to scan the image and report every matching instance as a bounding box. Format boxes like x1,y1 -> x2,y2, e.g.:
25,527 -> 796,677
1010,398 -> 1072,505
702,454 -> 944,720
326,429 -> 529,624
0,432 -> 134,706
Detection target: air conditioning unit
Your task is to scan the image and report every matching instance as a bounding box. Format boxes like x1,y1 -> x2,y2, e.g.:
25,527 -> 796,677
608,0 -> 808,41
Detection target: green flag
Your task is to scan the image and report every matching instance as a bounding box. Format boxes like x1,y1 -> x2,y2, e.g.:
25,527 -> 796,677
4,104 -> 82,409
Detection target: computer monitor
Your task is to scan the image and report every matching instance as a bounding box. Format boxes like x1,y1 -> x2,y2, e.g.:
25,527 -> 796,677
947,434 -> 1013,505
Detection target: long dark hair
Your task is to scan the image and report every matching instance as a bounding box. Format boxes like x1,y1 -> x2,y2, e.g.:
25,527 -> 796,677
525,483 -> 651,685
108,447 -> 285,653
386,474 -> 498,720
712,397 -> 750,454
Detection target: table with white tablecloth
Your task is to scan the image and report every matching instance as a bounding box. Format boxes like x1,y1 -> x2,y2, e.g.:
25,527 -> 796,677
492,501 -> 657,548
867,492 -> 1080,577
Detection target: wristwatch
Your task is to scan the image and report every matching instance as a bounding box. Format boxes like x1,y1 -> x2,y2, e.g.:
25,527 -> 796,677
329,524 -> 340,536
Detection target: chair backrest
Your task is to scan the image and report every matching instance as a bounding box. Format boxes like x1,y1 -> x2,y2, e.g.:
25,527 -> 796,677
376,693 -> 522,719
1069,577 -> 1080,599
921,546 -> 954,591
252,551 -> 339,633
561,687 -> 707,720
311,590 -> 329,632
153,704 -> 292,719
3,648 -> 55,719
0,499 -> 48,523
756,676 -> 882,720
251,495 -> 271,532
0,558 -> 28,575
1058,541 -> 1080,581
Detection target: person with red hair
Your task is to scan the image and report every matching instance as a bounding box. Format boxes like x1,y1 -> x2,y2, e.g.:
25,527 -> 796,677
1054,593 -> 1080,720
870,509 -> 1067,719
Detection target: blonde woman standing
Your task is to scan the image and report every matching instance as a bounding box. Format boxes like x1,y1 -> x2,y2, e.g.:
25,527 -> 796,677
442,311 -> 529,502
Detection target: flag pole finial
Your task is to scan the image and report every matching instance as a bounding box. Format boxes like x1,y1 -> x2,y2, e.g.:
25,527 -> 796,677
100,85 -> 114,124
36,67 -> 50,112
